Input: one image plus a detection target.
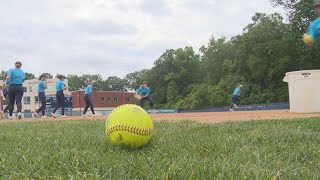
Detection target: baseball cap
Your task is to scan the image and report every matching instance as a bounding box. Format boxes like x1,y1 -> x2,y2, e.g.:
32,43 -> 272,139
90,80 -> 96,83
237,84 -> 243,87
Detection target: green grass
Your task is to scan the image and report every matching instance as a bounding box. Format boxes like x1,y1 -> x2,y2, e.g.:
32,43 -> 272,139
1,118 -> 320,179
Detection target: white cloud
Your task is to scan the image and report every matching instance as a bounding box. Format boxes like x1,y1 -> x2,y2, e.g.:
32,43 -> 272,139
0,0 -> 284,78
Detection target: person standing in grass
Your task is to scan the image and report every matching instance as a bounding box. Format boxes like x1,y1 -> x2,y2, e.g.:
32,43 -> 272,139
137,81 -> 154,109
34,74 -> 48,118
82,80 -> 97,116
230,84 -> 243,112
52,75 -> 68,118
6,61 -> 25,120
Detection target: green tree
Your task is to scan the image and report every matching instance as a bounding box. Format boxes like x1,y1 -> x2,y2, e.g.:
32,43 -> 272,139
67,74 -> 103,91
166,81 -> 180,107
105,76 -> 128,91
124,69 -> 148,89
146,47 -> 201,107
42,73 -> 54,79
200,37 -> 236,85
270,0 -> 320,70
1,70 -> 6,79
232,13 -> 293,103
25,73 -> 36,80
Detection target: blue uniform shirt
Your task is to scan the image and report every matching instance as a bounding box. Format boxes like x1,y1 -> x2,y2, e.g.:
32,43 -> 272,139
233,87 -> 240,96
38,80 -> 45,93
85,84 -> 93,95
7,68 -> 25,85
56,80 -> 65,91
137,87 -> 150,96
308,17 -> 320,41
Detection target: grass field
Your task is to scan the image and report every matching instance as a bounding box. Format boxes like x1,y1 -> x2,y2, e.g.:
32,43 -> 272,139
1,118 -> 320,179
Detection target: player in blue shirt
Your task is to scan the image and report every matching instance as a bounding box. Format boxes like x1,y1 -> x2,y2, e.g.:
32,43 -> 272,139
303,0 -> 320,46
230,84 -> 243,112
6,61 -> 25,119
52,75 -> 68,118
82,80 -> 97,116
137,81 -> 154,109
34,74 -> 48,118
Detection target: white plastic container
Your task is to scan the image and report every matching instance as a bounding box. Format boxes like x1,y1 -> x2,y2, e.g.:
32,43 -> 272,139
283,70 -> 320,113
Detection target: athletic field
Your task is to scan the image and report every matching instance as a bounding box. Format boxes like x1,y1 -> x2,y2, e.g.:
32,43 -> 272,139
1,110 -> 320,179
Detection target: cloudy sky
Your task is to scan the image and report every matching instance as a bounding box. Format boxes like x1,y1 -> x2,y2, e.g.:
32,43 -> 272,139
0,0 -> 284,78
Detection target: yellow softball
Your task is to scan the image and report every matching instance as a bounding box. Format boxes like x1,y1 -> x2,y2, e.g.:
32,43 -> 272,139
303,33 -> 314,44
106,104 -> 154,148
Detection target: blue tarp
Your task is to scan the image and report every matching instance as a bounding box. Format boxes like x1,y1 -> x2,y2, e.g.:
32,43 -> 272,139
179,102 -> 289,113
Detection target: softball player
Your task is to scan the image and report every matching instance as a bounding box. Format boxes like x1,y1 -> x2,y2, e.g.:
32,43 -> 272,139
6,61 -> 25,119
34,74 -> 48,118
137,81 -> 154,109
303,0 -> 320,46
51,75 -> 68,118
230,84 -> 243,112
82,80 -> 97,116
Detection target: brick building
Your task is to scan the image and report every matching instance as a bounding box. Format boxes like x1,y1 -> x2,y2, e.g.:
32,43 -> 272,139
72,91 -> 135,111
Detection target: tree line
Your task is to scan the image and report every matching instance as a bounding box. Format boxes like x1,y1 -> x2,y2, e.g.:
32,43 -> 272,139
4,0 -> 320,109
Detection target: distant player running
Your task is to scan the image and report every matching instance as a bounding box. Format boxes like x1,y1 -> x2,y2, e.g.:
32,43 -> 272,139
34,74 -> 48,118
82,80 -> 97,116
137,81 -> 154,109
6,61 -> 25,119
230,84 -> 243,112
52,75 -> 68,118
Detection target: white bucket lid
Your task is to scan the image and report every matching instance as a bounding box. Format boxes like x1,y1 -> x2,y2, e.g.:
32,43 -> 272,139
283,69 -> 320,82
285,70 -> 320,76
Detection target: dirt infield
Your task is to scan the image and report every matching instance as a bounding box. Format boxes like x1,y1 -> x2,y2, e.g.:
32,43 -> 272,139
152,110 -> 320,123
1,110 -> 320,123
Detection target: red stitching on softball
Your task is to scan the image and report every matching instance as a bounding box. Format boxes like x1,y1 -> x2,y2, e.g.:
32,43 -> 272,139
107,124 -> 154,140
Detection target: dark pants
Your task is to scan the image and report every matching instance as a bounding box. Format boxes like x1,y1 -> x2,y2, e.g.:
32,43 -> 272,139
37,92 -> 46,116
140,95 -> 154,109
83,94 -> 95,115
3,92 -> 10,113
53,91 -> 65,115
8,84 -> 24,116
231,96 -> 240,109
